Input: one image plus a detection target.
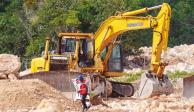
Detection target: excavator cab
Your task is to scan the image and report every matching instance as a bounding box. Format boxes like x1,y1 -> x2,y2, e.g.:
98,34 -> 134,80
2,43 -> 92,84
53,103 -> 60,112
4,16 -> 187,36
101,43 -> 123,72
108,44 -> 123,72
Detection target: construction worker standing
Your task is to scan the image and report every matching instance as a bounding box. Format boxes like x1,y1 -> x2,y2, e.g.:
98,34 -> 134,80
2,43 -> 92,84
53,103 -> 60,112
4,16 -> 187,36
77,74 -> 90,111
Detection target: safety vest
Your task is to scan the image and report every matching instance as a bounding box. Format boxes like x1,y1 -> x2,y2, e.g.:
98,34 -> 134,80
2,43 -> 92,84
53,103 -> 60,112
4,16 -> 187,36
80,83 -> 88,95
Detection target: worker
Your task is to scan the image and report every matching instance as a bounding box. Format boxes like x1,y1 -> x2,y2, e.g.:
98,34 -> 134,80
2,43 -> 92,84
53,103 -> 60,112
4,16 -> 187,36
77,74 -> 90,111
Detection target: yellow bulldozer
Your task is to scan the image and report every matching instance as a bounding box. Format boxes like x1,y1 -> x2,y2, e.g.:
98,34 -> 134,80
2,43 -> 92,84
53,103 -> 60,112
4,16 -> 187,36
20,3 -> 173,99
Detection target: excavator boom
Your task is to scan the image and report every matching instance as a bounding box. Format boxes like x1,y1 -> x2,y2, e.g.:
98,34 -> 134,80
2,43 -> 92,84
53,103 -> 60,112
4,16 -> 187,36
93,3 -> 173,98
94,3 -> 171,77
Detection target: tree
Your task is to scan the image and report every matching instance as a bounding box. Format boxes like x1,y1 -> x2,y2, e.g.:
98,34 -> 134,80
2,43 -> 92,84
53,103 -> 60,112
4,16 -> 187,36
0,0 -> 193,59
0,0 -> 29,55
24,0 -> 80,58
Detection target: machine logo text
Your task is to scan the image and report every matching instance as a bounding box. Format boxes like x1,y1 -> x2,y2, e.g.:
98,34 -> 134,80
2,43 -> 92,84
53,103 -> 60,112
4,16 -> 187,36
128,22 -> 144,27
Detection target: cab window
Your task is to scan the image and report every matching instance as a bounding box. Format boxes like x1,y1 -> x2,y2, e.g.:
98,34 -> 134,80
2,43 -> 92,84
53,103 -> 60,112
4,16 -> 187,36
61,38 -> 76,53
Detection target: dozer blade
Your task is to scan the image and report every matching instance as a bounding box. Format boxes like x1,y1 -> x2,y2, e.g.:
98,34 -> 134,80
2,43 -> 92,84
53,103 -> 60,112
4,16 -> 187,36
183,75 -> 194,98
138,73 -> 173,99
19,71 -> 79,100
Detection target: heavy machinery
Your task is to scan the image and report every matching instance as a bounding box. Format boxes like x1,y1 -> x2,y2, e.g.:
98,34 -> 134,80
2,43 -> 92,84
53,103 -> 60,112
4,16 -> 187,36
20,3 -> 173,99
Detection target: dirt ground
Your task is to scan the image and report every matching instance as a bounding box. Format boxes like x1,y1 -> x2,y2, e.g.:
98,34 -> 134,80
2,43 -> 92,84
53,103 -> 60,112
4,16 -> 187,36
0,79 -> 78,112
0,78 -> 194,112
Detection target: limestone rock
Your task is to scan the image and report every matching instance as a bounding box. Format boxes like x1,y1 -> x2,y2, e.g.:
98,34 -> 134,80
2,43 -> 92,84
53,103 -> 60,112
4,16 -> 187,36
0,54 -> 21,79
124,44 -> 194,74
8,73 -> 18,80
33,99 -> 63,112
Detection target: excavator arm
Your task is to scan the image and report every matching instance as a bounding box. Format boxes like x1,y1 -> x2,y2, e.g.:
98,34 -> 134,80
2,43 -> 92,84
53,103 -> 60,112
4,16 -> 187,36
94,3 -> 171,78
94,16 -> 153,53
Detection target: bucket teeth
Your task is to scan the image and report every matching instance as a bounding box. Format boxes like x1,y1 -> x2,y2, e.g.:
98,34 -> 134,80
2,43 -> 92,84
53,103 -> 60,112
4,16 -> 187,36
137,72 -> 174,99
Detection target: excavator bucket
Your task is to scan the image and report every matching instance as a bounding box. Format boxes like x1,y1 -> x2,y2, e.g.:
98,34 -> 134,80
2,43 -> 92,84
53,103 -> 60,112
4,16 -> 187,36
138,72 -> 173,99
183,75 -> 194,98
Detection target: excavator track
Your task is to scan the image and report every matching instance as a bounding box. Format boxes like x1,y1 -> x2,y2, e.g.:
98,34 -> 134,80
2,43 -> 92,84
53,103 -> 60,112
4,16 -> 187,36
109,81 -> 134,97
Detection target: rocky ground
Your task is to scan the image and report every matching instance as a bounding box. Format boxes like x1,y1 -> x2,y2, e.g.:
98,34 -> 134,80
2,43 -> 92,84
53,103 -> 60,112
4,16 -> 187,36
0,78 -> 188,112
89,78 -> 194,112
0,78 -> 192,112
89,95 -> 194,112
124,44 -> 194,74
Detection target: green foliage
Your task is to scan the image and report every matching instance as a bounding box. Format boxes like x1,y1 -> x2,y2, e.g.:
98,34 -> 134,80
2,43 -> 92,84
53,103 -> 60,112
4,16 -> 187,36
0,0 -> 28,56
0,0 -> 193,64
24,0 -> 38,9
23,0 -> 81,58
111,70 -> 194,83
35,0 -> 80,34
25,37 -> 45,58
168,71 -> 194,79
110,72 -> 143,83
76,0 -> 127,32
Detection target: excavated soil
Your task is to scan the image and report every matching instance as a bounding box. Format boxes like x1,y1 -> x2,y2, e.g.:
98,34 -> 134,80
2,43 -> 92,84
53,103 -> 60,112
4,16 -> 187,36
0,79 -> 78,112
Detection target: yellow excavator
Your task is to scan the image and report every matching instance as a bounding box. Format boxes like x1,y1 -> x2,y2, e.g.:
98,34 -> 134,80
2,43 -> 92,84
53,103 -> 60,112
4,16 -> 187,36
20,3 -> 173,99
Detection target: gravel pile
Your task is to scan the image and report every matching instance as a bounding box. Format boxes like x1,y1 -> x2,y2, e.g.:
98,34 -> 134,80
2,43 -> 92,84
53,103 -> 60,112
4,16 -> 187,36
124,44 -> 194,73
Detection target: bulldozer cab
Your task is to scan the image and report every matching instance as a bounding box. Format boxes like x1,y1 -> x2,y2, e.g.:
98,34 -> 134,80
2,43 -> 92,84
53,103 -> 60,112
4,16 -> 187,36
58,33 -> 95,70
77,38 -> 95,67
61,38 -> 76,53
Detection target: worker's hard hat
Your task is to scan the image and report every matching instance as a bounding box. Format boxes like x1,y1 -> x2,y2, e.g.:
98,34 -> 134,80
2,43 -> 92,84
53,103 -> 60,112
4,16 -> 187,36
77,74 -> 84,81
